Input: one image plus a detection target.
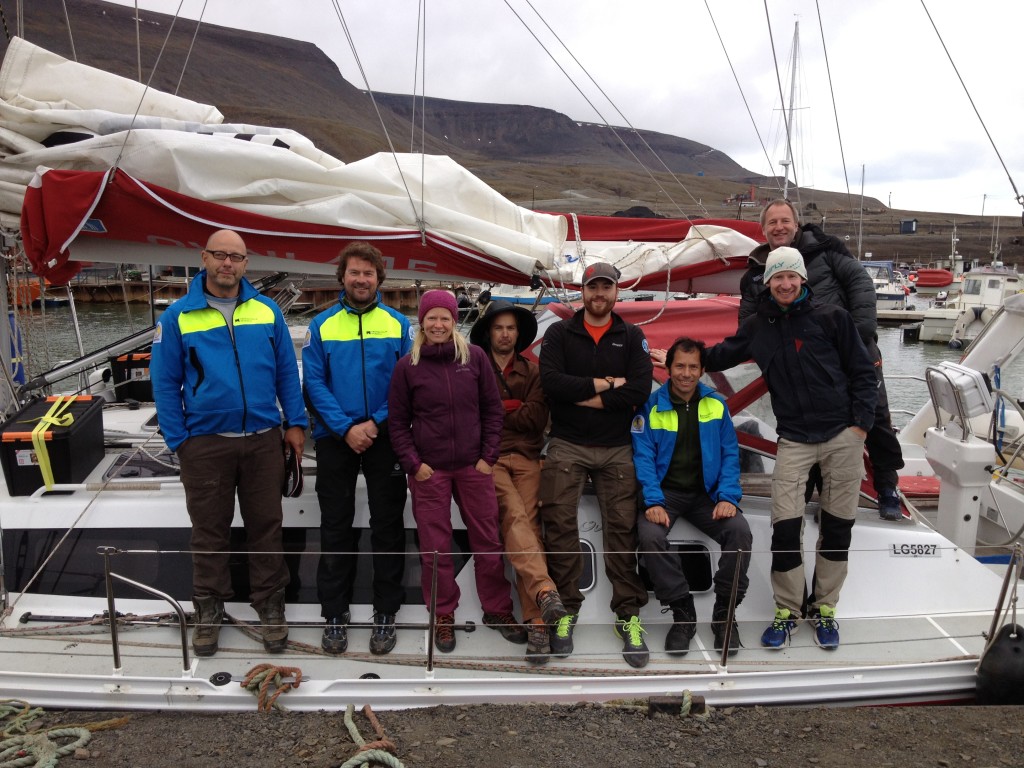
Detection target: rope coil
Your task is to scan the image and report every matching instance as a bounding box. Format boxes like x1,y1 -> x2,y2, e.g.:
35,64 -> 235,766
240,664 -> 302,712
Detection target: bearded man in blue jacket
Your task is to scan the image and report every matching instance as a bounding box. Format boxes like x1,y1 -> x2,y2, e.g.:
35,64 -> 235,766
632,337 -> 751,657
302,241 -> 412,656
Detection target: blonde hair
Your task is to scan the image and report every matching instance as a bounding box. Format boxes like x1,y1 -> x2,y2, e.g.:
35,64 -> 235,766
410,327 -> 471,365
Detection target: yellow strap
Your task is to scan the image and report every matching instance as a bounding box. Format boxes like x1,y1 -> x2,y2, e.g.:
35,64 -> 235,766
28,397 -> 77,490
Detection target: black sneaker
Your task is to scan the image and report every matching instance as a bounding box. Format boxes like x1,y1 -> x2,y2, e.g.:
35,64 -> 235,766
369,612 -> 397,655
614,615 -> 650,669
483,612 -> 528,644
664,596 -> 696,656
549,613 -> 578,658
321,612 -> 349,655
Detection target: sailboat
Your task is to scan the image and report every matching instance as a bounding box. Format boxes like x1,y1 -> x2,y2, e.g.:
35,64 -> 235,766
1,9 -> 1023,713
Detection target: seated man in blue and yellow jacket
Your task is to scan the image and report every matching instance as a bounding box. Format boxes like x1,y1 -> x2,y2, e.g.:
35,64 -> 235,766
631,336 -> 751,657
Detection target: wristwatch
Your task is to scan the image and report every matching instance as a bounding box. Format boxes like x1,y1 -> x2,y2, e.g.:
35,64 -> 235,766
605,376 -> 615,389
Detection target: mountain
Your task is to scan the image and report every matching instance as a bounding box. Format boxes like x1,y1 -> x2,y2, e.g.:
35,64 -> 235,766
2,0 -> 1018,268
0,0 -> 765,193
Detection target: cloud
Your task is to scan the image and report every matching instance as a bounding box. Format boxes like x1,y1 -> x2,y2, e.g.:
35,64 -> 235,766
99,0 -> 1024,216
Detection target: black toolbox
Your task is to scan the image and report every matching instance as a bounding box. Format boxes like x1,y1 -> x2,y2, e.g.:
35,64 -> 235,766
0,395 -> 105,495
110,352 -> 153,402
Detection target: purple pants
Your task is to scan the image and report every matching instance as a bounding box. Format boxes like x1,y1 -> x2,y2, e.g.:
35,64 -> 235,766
409,465 -> 513,616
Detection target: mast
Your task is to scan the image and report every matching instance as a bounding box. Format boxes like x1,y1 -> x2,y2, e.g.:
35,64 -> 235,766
780,22 -> 800,200
857,164 -> 865,260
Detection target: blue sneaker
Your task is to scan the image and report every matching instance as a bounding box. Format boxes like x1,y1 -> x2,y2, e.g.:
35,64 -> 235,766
811,605 -> 840,650
760,607 -> 796,648
878,489 -> 903,521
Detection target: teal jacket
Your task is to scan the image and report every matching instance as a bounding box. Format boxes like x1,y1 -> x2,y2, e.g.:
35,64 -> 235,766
302,292 -> 412,440
631,381 -> 742,509
151,271 -> 307,451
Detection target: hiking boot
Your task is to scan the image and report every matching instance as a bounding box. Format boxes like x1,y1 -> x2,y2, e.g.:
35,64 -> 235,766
192,596 -> 224,657
878,488 -> 903,521
549,613 -> 578,658
525,620 -> 550,664
321,612 -> 349,655
483,612 -> 528,644
811,605 -> 840,650
537,589 -> 568,625
711,600 -> 741,657
255,588 -> 288,653
369,612 -> 397,655
664,595 -> 696,656
434,612 -> 456,653
614,615 -> 650,669
761,606 -> 797,649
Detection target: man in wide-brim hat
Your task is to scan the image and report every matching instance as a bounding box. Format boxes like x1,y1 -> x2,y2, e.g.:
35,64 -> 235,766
470,300 -> 567,664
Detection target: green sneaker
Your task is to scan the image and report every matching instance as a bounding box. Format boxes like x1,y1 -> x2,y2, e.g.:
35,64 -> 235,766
614,615 -> 649,669
549,613 -> 578,658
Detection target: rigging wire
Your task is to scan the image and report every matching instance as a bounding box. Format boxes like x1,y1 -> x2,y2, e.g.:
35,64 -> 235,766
173,0 -> 209,96
0,2 -> 11,43
919,0 -> 1024,216
326,0 -> 425,234
111,2 -> 186,173
59,0 -> 76,62
408,0 -> 425,154
134,1 -> 141,82
814,1 -> 852,213
510,0 -> 711,220
702,0 -> 782,199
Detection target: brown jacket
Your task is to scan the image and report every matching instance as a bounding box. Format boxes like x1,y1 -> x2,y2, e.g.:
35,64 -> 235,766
491,353 -> 548,460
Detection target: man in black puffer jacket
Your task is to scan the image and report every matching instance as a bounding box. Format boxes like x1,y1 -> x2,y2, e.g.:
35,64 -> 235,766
739,199 -> 904,521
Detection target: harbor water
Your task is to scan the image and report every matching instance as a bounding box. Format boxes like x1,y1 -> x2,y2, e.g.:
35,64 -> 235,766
10,302 -> 1020,429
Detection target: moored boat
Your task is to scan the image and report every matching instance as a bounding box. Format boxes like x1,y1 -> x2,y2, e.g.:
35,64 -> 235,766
863,260 -> 908,310
916,263 -> 1021,347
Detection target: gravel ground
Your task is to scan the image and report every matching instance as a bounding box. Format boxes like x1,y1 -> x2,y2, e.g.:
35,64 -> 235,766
16,702 -> 1023,767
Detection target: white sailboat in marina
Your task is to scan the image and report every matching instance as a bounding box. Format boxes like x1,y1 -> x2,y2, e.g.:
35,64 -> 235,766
2,2 -> 1024,714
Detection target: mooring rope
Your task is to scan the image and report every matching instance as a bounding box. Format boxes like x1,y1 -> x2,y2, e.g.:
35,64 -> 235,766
339,704 -> 405,768
240,664 -> 303,712
0,701 -> 128,768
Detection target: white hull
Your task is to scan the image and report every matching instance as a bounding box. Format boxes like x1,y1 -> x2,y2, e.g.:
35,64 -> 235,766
917,307 -> 959,343
0,421 -> 1005,711
876,293 -> 907,311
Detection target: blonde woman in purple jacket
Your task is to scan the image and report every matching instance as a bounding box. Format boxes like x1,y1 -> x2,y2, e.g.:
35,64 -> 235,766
388,290 -> 524,653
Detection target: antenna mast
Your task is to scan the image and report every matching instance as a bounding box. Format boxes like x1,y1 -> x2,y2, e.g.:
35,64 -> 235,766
780,22 -> 800,200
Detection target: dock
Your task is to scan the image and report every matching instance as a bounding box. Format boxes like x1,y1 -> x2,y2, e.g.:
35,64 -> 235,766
55,275 -> 437,314
878,308 -> 924,324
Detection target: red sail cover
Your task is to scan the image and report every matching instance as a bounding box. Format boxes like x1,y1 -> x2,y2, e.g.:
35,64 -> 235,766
21,167 -> 543,286
562,213 -> 765,244
21,168 -> 766,287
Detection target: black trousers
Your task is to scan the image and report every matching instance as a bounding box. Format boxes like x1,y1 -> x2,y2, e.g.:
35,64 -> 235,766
315,429 -> 408,617
864,339 -> 905,491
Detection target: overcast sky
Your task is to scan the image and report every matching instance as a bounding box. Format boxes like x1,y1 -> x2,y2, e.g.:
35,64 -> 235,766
100,0 -> 1023,219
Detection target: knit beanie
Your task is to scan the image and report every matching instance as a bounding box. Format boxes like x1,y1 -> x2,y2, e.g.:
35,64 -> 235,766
417,289 -> 459,324
763,246 -> 808,282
